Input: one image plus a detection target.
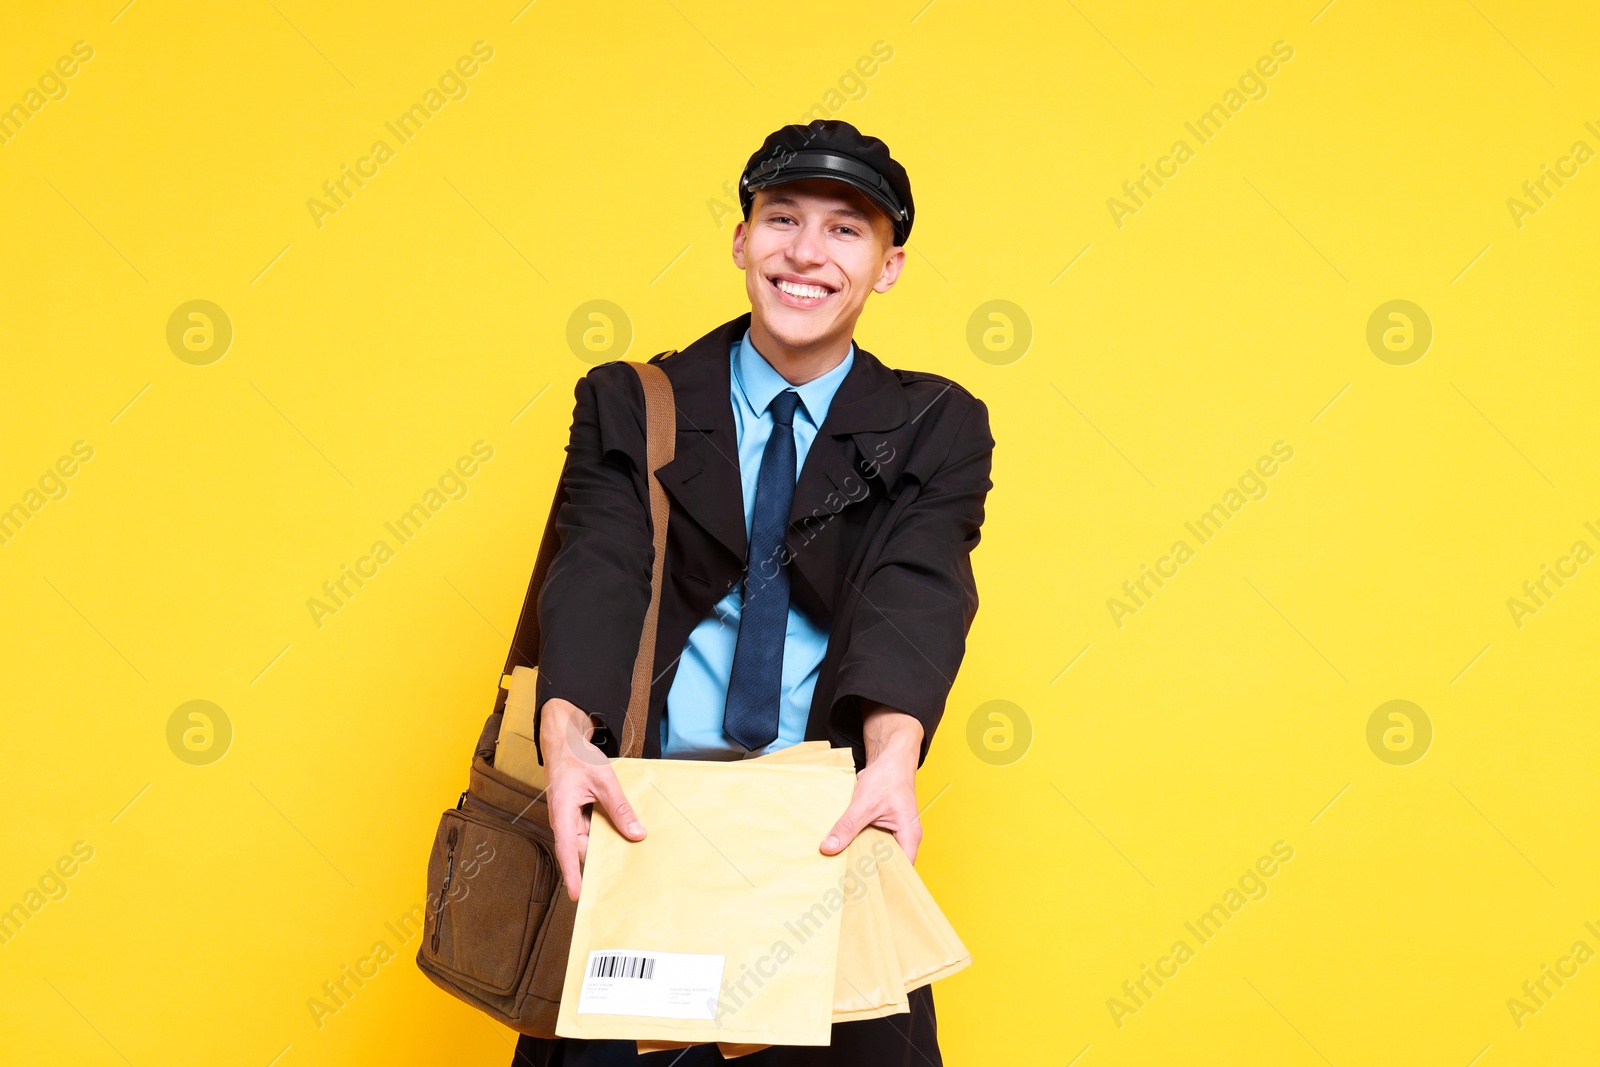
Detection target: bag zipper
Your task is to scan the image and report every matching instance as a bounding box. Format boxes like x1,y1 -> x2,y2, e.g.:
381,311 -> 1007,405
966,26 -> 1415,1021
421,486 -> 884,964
431,824 -> 459,954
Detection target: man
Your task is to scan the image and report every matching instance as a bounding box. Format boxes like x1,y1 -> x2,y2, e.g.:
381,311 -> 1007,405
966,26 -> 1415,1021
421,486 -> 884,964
514,120 -> 993,1066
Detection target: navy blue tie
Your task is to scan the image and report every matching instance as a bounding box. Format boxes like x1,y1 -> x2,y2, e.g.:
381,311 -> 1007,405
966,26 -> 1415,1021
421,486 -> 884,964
723,388 -> 801,751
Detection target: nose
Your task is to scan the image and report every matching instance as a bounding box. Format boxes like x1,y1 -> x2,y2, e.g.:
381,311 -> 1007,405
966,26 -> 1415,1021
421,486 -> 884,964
787,218 -> 828,269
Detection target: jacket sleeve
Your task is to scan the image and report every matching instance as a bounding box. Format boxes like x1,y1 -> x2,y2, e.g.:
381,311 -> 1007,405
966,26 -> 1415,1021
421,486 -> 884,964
830,392 -> 994,767
532,363 -> 653,761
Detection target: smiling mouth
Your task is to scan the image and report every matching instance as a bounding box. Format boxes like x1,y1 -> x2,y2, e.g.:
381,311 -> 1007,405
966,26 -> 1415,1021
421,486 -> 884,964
769,276 -> 838,307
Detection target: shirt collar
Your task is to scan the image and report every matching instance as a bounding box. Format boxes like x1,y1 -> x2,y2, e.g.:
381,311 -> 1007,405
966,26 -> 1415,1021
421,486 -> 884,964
732,327 -> 855,428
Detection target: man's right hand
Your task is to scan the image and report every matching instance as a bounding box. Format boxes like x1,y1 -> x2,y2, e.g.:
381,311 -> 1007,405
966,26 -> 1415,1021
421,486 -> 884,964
538,697 -> 647,901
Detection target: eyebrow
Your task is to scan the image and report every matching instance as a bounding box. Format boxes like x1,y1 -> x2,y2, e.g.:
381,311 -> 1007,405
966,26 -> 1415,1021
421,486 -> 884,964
761,194 -> 874,224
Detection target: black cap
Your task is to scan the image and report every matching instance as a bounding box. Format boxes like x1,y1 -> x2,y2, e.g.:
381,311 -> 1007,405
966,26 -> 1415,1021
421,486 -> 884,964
739,119 -> 914,246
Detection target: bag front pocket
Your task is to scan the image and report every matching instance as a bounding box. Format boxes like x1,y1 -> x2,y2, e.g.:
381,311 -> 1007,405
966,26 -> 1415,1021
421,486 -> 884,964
422,807 -> 555,997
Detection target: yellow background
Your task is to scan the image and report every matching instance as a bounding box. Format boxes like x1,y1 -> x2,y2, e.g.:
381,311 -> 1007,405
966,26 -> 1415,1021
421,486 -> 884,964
2,1 -> 1597,1064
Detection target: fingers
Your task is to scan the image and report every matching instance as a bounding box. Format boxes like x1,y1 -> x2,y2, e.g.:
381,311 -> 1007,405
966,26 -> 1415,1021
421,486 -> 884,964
893,821 -> 923,864
552,809 -> 583,901
543,699 -> 648,900
575,806 -> 592,865
552,790 -> 606,900
822,769 -> 926,859
591,765 -> 647,841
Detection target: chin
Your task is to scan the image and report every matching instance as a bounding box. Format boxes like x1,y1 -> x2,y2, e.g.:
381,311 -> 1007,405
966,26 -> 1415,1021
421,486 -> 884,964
748,288 -> 848,351
759,308 -> 835,349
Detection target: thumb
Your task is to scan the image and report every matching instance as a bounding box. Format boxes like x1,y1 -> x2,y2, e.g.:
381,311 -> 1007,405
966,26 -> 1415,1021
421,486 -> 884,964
820,796 -> 874,855
590,765 -> 647,841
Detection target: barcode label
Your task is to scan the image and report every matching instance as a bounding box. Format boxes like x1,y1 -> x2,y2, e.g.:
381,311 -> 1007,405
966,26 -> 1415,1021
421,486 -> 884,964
577,949 -> 725,1019
588,953 -> 657,980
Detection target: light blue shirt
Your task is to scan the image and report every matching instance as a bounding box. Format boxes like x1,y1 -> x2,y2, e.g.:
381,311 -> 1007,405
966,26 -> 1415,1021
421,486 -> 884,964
661,329 -> 855,759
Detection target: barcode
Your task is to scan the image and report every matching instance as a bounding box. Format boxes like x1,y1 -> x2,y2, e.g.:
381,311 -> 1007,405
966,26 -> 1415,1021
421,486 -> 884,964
588,953 -> 657,980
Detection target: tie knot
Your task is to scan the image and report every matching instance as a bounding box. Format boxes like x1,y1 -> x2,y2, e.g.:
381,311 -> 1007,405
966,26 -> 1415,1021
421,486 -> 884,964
769,389 -> 801,427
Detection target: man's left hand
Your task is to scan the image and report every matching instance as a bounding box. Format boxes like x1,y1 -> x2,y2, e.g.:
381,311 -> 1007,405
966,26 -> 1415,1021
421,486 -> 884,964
819,704 -> 925,862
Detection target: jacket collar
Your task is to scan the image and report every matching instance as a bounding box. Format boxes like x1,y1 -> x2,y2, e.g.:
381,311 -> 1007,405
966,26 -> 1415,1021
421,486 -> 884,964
660,311 -> 906,436
733,327 -> 854,431
652,311 -> 908,566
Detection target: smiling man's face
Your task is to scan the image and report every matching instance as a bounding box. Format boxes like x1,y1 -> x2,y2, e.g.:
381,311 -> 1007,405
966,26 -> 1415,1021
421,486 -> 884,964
732,178 -> 905,364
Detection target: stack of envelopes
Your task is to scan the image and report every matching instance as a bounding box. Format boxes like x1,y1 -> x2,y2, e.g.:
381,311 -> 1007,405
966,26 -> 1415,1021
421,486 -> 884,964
549,742 -> 971,1053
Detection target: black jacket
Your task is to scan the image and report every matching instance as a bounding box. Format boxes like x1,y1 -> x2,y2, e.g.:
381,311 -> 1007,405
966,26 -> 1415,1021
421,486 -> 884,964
528,311 -> 993,769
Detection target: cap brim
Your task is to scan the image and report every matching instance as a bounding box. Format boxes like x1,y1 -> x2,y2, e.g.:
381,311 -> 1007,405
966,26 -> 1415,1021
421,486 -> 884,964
743,149 -> 909,243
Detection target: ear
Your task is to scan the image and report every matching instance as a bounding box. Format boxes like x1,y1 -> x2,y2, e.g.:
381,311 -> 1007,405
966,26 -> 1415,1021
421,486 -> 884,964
873,246 -> 906,294
731,218 -> 749,270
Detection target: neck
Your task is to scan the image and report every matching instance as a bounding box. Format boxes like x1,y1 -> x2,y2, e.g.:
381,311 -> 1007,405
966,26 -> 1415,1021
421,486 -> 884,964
747,315 -> 854,386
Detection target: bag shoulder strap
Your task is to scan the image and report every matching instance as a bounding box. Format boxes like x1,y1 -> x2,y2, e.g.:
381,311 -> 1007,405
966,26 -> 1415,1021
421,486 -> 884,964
498,355 -> 677,759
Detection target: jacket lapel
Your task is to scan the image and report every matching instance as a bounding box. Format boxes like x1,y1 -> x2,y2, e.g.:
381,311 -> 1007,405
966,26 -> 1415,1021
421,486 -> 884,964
787,338 -> 908,527
784,338 -> 909,617
652,314 -> 749,563
652,314 -> 912,616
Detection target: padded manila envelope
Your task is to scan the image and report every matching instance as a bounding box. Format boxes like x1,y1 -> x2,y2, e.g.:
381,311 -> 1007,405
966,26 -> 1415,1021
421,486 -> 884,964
723,744 -> 908,1020
637,746 -> 972,1056
830,838 -> 908,1022
743,745 -> 909,1019
638,744 -> 910,1058
871,825 -> 971,991
693,831 -> 907,1061
494,665 -> 546,790
556,756 -> 857,1045
743,744 -> 966,998
643,834 -> 914,1059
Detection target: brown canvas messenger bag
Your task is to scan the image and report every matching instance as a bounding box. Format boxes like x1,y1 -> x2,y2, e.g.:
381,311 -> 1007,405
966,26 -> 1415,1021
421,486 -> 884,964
414,358 -> 676,1037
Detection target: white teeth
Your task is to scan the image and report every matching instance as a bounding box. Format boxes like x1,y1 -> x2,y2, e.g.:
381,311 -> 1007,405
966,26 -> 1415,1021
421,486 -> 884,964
775,279 -> 832,300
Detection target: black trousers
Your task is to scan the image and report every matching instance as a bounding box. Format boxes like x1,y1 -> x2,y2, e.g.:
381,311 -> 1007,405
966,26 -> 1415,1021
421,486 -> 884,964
510,984 -> 940,1067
